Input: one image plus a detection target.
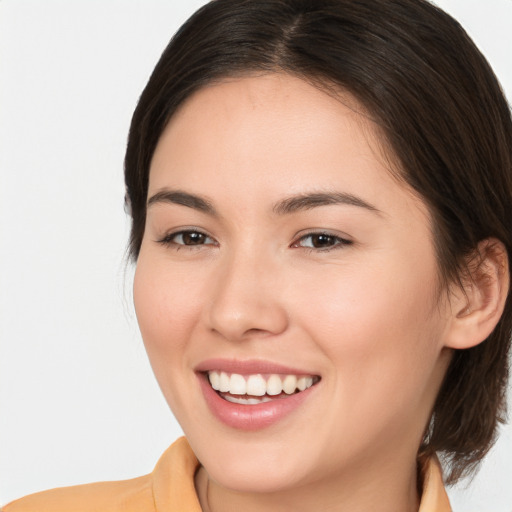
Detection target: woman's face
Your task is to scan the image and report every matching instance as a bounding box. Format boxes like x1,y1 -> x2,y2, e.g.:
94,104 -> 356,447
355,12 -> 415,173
134,74 -> 453,493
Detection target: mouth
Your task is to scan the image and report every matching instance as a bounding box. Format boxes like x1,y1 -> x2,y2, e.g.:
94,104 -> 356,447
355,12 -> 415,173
206,371 -> 320,405
195,359 -> 321,430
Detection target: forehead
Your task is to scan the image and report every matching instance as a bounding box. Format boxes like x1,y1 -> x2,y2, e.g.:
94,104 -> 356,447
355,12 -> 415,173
160,73 -> 375,154
149,73 -> 426,221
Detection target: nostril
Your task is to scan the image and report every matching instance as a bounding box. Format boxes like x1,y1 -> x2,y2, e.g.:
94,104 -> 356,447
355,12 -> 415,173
206,297 -> 289,342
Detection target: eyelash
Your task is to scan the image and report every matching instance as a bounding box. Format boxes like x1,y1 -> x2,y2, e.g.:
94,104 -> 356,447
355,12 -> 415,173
157,229 -> 217,249
291,232 -> 353,252
156,230 -> 352,252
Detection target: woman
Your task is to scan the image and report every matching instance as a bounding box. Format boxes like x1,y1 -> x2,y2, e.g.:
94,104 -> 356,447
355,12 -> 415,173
4,0 -> 511,510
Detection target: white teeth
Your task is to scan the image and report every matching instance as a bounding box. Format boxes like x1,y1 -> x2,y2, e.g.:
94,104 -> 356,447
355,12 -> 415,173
246,374 -> 266,396
283,375 -> 298,394
229,373 -> 247,395
207,371 -> 317,397
224,395 -> 274,405
219,372 -> 230,392
208,371 -> 220,390
298,376 -> 313,391
266,375 -> 283,396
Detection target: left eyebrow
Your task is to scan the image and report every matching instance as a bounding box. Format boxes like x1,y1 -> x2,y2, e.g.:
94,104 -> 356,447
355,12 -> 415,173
146,189 -> 218,217
272,191 -> 382,216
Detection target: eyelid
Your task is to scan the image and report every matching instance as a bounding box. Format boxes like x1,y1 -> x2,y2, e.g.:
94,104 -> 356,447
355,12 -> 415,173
156,227 -> 218,247
291,230 -> 353,251
154,227 -> 352,251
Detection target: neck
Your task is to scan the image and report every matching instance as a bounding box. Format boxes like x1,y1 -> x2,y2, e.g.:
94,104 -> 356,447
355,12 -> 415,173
195,452 -> 421,512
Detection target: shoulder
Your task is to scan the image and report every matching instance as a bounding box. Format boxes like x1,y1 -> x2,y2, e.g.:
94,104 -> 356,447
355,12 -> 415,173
2,473 -> 153,512
2,437 -> 200,512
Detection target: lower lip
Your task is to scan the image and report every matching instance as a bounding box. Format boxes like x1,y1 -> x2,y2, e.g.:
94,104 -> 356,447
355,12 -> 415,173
197,374 -> 317,431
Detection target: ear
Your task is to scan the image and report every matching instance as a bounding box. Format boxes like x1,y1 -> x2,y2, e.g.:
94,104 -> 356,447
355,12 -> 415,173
444,238 -> 509,350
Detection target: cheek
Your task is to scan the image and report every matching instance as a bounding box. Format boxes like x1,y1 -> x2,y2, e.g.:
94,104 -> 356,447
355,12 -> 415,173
294,262 -> 446,455
133,253 -> 204,362
296,256 -> 444,397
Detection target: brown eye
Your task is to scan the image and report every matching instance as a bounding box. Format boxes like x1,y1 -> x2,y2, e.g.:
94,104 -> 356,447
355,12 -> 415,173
295,232 -> 352,251
309,234 -> 337,248
181,231 -> 207,245
159,230 -> 216,247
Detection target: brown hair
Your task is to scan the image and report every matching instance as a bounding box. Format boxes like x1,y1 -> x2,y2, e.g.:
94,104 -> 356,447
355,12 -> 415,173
124,0 -> 512,483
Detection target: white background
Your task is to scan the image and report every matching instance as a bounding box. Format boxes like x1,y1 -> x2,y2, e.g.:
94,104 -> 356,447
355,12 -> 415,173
1,1 -> 511,509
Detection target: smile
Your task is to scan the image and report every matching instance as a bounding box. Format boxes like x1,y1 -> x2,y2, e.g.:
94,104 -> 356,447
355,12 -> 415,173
207,371 -> 318,404
196,359 -> 321,430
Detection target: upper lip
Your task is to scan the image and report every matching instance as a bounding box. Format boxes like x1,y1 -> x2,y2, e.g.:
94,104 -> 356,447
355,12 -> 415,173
195,358 -> 319,376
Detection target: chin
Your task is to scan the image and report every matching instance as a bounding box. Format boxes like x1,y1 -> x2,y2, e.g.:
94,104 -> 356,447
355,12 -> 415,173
190,432 -> 314,493
207,459 -> 307,494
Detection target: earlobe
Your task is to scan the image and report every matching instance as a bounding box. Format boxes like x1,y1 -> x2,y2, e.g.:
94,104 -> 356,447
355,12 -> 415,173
444,238 -> 509,350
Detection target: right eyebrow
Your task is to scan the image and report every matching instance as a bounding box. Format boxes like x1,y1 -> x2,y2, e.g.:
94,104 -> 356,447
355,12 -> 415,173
272,191 -> 382,216
146,189 -> 218,217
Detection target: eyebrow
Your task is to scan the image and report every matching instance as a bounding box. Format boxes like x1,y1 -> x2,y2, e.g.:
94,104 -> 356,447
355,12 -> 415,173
146,189 -> 381,217
147,189 -> 218,216
273,191 -> 381,216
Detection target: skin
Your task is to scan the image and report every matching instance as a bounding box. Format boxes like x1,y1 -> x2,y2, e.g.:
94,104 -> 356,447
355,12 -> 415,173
134,74 -> 457,512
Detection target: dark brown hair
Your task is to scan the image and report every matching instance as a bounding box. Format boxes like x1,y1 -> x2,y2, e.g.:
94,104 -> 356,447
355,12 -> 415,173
124,0 -> 512,483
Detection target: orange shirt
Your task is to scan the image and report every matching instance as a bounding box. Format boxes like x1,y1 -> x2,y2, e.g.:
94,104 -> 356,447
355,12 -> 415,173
3,437 -> 451,511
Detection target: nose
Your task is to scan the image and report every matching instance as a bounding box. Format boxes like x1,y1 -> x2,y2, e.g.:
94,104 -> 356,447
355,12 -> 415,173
205,249 -> 289,342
